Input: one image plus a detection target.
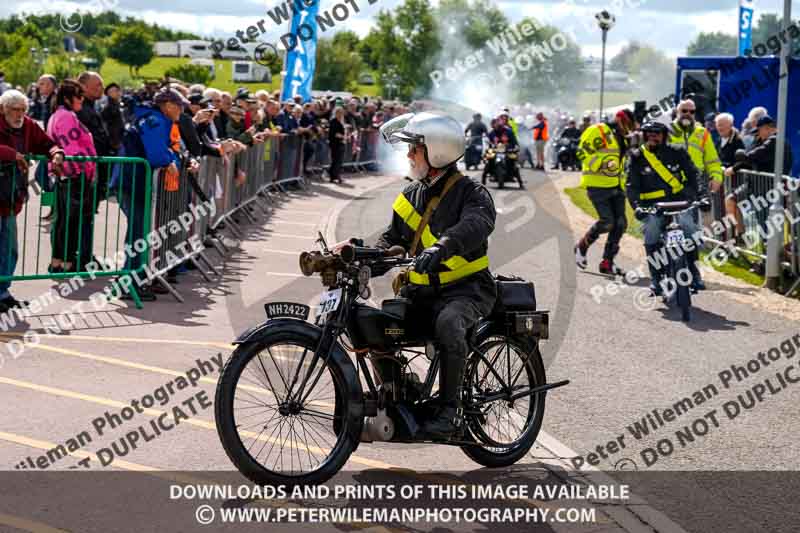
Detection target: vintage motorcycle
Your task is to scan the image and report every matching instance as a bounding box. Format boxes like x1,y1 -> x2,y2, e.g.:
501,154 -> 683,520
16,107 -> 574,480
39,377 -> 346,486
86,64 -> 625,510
640,199 -> 707,322
555,137 -> 579,171
482,142 -> 519,189
464,134 -> 484,170
215,234 -> 568,486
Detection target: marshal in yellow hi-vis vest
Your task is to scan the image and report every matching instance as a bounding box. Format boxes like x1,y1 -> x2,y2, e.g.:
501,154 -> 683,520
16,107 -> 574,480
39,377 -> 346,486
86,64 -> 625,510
577,123 -> 626,188
668,122 -> 723,183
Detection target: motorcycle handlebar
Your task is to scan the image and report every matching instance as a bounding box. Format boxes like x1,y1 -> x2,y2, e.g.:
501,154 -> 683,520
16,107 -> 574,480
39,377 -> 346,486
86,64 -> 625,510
638,199 -> 708,215
340,244 -> 406,263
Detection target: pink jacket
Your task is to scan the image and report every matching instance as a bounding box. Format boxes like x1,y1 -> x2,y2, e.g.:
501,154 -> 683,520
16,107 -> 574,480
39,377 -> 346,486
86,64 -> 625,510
47,106 -> 97,180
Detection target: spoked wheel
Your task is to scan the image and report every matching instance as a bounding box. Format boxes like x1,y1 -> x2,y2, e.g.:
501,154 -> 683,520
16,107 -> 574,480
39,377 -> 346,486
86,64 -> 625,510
215,333 -> 356,486
460,335 -> 546,467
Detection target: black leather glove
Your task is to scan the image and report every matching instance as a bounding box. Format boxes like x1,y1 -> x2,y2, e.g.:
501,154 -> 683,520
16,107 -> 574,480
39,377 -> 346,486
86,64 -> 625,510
698,196 -> 712,212
414,244 -> 446,274
634,206 -> 648,221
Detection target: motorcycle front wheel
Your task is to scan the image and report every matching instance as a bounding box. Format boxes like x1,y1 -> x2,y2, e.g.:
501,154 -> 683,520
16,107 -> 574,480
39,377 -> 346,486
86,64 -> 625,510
215,333 -> 356,486
460,335 -> 546,467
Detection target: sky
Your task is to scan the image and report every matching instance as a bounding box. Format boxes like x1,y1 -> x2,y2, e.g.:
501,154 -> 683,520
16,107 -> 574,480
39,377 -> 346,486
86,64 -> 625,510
5,0 -> 800,59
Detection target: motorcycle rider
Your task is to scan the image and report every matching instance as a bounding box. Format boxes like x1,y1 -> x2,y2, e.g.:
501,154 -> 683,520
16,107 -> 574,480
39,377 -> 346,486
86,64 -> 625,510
579,114 -> 592,134
500,109 -> 519,139
627,121 -> 702,296
574,109 -> 638,275
464,113 -> 487,170
667,99 -> 721,291
560,118 -> 581,141
554,118 -> 581,170
482,117 -> 523,188
376,112 -> 497,439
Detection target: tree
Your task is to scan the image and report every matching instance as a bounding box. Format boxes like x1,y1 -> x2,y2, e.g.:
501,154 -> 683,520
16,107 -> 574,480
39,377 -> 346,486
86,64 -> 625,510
686,32 -> 737,56
165,64 -> 213,84
499,18 -> 585,105
86,39 -> 107,71
366,0 -> 440,98
108,26 -> 154,76
313,37 -> 364,91
0,34 -> 38,87
609,42 -> 641,72
751,13 -> 800,57
332,30 -> 360,52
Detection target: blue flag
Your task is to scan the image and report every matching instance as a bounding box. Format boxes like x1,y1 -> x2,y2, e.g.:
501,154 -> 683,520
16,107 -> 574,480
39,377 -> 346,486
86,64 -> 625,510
738,0 -> 755,56
281,3 -> 319,102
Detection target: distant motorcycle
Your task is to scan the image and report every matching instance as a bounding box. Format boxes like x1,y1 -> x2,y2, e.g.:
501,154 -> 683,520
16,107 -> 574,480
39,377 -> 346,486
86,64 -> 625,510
482,143 -> 519,189
639,199 -> 708,322
464,135 -> 484,170
555,137 -> 579,170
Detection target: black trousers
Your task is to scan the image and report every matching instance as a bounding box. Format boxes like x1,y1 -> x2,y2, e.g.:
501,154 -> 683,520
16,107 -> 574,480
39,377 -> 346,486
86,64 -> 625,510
583,186 -> 627,261
329,142 -> 344,180
405,276 -> 497,407
53,179 -> 95,268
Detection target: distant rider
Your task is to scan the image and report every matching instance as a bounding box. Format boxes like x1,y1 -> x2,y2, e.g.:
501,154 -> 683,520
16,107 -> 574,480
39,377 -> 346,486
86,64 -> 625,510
627,121 -> 701,295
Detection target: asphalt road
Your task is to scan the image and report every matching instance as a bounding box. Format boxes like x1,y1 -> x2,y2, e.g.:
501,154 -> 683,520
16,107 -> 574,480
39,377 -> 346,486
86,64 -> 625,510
0,167 -> 798,533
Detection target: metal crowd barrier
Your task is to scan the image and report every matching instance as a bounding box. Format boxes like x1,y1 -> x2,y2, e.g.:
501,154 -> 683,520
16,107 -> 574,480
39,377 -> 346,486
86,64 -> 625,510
145,163 -> 221,302
703,169 -> 800,293
5,131 -> 386,312
341,127 -> 381,173
0,155 -> 153,309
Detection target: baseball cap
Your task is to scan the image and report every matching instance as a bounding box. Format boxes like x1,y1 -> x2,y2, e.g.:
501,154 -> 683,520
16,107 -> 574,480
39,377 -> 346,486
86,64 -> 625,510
188,94 -> 209,106
756,115 -> 775,128
154,88 -> 189,106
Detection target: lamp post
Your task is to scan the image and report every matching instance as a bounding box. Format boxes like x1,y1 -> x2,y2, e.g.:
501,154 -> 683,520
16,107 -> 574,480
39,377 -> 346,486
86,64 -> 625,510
595,10 -> 615,120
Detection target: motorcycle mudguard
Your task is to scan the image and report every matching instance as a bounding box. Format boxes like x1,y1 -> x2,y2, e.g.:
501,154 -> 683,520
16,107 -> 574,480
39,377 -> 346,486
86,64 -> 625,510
233,318 -> 365,449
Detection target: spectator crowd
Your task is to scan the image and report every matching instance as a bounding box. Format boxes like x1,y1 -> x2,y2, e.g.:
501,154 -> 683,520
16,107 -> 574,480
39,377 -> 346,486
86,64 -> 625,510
0,71 -> 408,308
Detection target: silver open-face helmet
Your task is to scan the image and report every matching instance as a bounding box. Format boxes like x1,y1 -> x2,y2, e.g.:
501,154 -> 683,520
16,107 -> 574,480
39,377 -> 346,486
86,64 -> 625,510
380,112 -> 464,169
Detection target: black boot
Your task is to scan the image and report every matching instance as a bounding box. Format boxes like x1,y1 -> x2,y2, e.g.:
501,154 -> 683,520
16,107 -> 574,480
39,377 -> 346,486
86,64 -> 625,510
420,355 -> 466,439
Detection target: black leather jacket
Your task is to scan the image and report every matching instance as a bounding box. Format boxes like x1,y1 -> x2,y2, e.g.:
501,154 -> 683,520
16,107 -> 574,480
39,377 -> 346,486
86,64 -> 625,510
377,167 -> 497,302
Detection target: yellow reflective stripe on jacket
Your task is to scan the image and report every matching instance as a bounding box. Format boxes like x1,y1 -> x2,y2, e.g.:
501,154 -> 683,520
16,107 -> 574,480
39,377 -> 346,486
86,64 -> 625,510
408,255 -> 490,285
670,123 -> 723,182
391,193 -> 477,273
641,147 -> 685,194
392,194 -> 422,230
641,189 -> 666,200
580,173 -> 621,188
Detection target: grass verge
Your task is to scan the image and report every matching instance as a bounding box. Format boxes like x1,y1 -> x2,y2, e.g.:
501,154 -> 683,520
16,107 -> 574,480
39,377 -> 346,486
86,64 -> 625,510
564,186 -> 766,287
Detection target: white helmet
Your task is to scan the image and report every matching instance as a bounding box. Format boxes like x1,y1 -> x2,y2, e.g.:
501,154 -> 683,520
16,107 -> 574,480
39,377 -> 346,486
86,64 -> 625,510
379,112 -> 464,169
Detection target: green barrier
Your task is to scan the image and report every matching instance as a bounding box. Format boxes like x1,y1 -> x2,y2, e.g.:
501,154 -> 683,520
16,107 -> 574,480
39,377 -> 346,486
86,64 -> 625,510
0,154 -> 152,310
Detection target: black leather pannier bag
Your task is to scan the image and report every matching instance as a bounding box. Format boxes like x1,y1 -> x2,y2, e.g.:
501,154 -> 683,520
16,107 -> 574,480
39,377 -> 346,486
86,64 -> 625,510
493,274 -> 536,313
491,274 -> 548,338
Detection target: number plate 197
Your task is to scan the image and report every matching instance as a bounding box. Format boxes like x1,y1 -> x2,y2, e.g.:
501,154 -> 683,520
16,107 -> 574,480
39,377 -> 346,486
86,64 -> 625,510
666,230 -> 685,247
265,302 -> 310,320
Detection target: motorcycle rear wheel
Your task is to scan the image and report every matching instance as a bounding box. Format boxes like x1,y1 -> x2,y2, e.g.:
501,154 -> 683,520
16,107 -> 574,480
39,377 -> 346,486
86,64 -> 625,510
460,335 -> 546,467
215,334 -> 356,486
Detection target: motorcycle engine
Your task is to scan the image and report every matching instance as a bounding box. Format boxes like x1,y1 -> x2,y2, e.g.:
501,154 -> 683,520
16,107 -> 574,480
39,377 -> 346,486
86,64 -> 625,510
360,408 -> 395,442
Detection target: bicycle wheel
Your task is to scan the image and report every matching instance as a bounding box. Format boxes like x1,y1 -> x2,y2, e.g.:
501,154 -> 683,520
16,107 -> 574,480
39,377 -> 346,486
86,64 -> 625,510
460,335 -> 546,467
215,332 -> 356,486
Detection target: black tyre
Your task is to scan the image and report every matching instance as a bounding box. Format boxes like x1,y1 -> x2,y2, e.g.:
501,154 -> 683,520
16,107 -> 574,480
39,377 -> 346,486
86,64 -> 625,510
215,332 -> 357,486
461,335 -> 546,467
673,257 -> 692,322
